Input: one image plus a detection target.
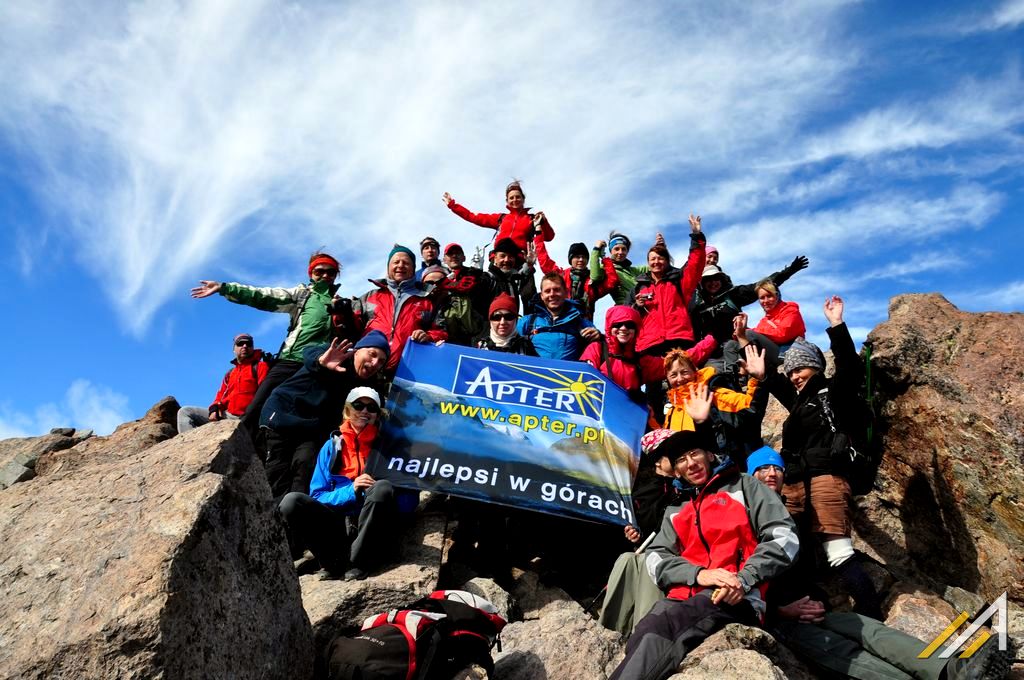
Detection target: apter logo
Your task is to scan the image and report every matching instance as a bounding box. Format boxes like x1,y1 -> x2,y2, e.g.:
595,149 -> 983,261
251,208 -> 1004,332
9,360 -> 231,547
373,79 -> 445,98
452,356 -> 606,420
919,593 -> 1008,659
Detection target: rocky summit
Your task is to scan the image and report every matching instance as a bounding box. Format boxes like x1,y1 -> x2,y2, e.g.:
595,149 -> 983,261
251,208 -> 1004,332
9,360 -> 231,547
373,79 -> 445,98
0,294 -> 1022,679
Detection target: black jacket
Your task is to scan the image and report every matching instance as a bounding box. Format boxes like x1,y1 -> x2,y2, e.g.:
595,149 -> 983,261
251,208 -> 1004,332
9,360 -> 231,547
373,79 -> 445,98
630,466 -> 683,539
473,332 -> 538,356
259,343 -> 382,437
767,323 -> 865,482
484,263 -> 536,314
691,260 -> 804,344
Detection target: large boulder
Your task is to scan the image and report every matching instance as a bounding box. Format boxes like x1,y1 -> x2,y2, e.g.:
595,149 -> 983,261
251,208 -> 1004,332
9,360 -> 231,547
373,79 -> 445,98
0,419 -> 313,679
493,571 -> 624,680
858,294 -> 1024,603
34,396 -> 179,478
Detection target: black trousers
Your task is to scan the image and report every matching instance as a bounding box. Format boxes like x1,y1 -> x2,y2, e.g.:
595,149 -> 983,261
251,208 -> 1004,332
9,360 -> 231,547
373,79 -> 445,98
240,359 -> 303,446
279,481 -> 399,573
263,428 -> 322,500
610,593 -> 757,680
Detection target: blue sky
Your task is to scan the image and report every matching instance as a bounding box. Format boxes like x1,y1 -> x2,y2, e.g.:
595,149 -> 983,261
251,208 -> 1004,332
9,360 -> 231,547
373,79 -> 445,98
0,0 -> 1021,436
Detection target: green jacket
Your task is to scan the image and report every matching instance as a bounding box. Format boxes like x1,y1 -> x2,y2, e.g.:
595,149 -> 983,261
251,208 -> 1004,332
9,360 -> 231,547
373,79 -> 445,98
591,249 -> 648,306
220,280 -> 339,362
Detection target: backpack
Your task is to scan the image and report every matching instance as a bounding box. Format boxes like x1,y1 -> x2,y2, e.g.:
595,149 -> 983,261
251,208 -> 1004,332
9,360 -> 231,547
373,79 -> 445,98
326,590 -> 507,680
817,385 -> 880,496
441,294 -> 485,342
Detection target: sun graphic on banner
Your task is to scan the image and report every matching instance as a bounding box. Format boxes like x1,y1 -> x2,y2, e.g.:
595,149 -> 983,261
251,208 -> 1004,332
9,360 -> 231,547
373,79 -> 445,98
508,366 -> 606,419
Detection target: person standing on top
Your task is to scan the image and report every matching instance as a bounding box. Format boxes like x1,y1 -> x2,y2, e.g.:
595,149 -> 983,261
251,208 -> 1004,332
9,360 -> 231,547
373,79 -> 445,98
190,251 -> 345,442
443,180 -> 555,253
176,333 -> 270,433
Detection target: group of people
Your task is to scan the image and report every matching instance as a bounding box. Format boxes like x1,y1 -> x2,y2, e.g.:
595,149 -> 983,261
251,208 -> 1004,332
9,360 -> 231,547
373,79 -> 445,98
177,180 -> 1013,679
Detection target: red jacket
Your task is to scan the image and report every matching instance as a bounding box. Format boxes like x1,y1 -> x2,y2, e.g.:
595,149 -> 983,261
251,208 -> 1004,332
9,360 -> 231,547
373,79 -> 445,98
753,300 -> 805,345
647,464 -> 798,620
534,237 -> 618,317
210,350 -> 269,416
581,306 -> 664,393
633,233 -> 706,353
448,202 -> 555,252
353,279 -> 447,370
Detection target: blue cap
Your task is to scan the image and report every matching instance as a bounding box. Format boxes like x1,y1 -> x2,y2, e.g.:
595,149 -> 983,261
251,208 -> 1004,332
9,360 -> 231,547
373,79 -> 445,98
354,330 -> 391,358
745,446 -> 785,473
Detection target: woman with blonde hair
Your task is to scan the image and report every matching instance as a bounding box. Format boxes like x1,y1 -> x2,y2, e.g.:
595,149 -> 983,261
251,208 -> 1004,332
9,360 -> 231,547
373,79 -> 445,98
278,386 -> 416,581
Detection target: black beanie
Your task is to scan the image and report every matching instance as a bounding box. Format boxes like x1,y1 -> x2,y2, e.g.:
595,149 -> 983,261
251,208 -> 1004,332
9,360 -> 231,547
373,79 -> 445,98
568,242 -> 589,261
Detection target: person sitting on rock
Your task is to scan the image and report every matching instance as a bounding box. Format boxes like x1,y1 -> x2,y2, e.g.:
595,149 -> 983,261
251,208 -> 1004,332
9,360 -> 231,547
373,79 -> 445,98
482,237 -> 537,314
533,233 -> 618,319
474,293 -> 537,355
177,333 -> 270,434
517,272 -> 600,361
415,236 -> 445,282
609,384 -> 799,680
692,254 -> 808,353
278,386 -> 417,581
598,428 -> 690,636
661,343 -> 767,461
747,448 -> 1017,680
744,295 -> 883,620
259,331 -> 390,500
742,279 -> 806,353
190,251 -> 345,443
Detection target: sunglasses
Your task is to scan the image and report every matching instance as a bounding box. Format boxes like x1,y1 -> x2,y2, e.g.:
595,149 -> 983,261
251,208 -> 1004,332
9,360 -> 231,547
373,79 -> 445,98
490,312 -> 517,322
350,401 -> 380,413
235,340 -> 253,347
312,268 -> 338,277
610,322 -> 637,331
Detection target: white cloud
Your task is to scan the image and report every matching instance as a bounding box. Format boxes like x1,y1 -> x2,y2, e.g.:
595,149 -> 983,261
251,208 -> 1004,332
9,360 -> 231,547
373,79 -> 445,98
964,0 -> 1024,32
0,380 -> 132,438
0,0 -> 860,333
951,280 -> 1024,312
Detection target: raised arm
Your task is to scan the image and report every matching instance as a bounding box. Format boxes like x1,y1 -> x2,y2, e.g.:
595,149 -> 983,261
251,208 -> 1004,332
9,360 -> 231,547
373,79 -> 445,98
679,215 -> 707,301
590,241 -> 607,282
532,233 -> 560,275
444,192 -> 503,230
216,282 -> 305,314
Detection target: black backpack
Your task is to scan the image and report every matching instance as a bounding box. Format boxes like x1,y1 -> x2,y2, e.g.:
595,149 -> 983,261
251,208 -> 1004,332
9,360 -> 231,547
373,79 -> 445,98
817,383 -> 880,496
326,590 -> 507,680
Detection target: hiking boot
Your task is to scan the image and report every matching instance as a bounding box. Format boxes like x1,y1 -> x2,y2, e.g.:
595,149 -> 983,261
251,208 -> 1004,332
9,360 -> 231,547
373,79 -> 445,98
317,568 -> 343,581
944,638 -> 1016,680
344,567 -> 369,581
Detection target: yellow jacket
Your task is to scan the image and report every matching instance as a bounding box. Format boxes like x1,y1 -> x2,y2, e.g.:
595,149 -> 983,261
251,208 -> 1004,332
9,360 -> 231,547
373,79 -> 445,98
663,366 -> 760,432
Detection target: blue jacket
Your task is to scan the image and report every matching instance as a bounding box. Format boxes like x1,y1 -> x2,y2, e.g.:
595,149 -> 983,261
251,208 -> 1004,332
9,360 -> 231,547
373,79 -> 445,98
309,433 -> 419,514
516,297 -> 596,361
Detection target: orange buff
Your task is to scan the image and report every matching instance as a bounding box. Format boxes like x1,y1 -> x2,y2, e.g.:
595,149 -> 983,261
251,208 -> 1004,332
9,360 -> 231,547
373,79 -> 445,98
308,255 -> 340,277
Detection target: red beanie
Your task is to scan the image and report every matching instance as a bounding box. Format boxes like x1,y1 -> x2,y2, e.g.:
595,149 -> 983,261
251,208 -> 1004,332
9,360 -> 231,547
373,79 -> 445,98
489,293 -> 517,317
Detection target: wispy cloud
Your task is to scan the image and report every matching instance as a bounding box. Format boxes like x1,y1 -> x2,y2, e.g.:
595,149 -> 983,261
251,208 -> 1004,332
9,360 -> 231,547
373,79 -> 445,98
0,379 -> 131,438
952,279 -> 1024,312
961,0 -> 1024,33
0,0 -> 860,333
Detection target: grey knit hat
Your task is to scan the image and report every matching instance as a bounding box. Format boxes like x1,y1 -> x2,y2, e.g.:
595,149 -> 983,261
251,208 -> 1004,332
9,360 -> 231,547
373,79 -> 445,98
782,338 -> 824,374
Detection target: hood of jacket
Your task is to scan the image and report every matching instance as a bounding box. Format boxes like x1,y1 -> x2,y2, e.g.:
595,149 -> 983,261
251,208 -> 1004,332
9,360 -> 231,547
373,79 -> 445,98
604,305 -> 641,355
